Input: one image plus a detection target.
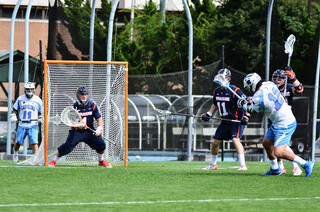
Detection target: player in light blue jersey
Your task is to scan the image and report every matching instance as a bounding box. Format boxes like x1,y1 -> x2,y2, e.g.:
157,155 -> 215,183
10,82 -> 43,164
240,73 -> 314,177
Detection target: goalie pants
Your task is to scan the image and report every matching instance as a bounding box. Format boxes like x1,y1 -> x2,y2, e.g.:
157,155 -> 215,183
58,129 -> 106,156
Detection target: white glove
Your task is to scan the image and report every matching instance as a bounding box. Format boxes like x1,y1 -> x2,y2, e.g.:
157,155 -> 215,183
94,126 -> 103,137
78,118 -> 87,130
38,115 -> 44,123
10,114 -> 17,122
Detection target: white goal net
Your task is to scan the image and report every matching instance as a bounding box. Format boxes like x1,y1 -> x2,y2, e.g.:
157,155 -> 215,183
20,61 -> 128,166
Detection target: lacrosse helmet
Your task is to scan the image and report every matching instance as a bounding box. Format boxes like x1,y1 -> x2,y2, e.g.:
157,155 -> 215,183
76,86 -> 89,106
243,73 -> 262,93
272,69 -> 286,87
24,82 -> 35,98
217,68 -> 231,83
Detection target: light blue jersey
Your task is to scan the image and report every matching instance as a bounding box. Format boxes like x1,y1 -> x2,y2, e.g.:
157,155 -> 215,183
249,82 -> 295,128
13,95 -> 43,128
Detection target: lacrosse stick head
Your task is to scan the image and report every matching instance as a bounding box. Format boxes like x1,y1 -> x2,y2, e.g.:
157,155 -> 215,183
213,68 -> 231,88
284,34 -> 296,57
60,106 -> 82,127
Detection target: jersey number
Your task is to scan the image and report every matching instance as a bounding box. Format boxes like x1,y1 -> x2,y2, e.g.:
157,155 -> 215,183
217,102 -> 228,116
23,111 -> 32,120
268,87 -> 284,110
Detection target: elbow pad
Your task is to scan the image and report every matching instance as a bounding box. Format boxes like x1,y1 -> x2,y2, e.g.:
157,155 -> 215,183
294,83 -> 304,94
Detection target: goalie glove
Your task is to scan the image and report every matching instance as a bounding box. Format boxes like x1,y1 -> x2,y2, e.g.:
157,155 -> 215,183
200,112 -> 212,122
94,126 -> 103,137
284,66 -> 297,83
10,114 -> 17,122
38,115 -> 44,123
78,118 -> 87,130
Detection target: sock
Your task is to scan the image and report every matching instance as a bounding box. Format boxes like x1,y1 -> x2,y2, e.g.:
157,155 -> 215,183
278,160 -> 284,169
270,159 -> 279,169
53,155 -> 60,162
98,154 -> 104,162
292,162 -> 299,168
238,154 -> 245,167
293,156 -> 306,166
211,155 -> 217,165
13,150 -> 18,156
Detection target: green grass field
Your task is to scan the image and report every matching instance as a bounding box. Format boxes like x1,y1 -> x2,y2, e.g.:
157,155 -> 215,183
0,160 -> 319,211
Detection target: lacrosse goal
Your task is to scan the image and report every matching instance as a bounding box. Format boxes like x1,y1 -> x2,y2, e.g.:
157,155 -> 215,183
20,60 -> 128,166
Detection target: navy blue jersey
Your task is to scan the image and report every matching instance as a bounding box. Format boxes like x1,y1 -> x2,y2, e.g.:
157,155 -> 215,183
282,83 -> 294,106
213,85 -> 246,121
73,101 -> 101,130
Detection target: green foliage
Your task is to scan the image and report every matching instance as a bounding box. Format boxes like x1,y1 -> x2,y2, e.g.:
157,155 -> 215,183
60,0 -> 320,82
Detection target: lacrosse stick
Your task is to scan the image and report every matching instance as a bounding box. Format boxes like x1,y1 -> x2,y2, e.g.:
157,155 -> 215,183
60,106 -> 116,145
154,108 -> 240,123
19,114 -> 61,125
283,34 -> 296,96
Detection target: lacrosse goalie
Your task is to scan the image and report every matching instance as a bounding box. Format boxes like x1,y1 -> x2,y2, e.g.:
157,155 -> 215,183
10,82 -> 43,164
49,86 -> 112,168
241,73 -> 314,177
271,67 -> 304,176
201,68 -> 250,171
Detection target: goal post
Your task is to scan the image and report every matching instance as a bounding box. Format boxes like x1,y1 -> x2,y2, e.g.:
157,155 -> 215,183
21,60 -> 128,167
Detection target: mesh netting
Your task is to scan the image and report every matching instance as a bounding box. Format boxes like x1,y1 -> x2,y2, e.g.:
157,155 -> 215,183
20,61 -> 127,166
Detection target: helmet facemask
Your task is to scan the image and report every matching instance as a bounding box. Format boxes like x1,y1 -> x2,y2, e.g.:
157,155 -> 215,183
272,69 -> 286,88
76,86 -> 89,106
24,82 -> 35,98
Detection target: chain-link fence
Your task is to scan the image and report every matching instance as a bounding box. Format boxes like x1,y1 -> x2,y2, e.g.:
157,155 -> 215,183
128,61 -> 320,159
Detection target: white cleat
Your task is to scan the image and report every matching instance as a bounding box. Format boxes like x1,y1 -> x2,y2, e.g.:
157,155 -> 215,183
293,167 -> 302,176
238,165 -> 248,171
13,155 -> 19,164
202,163 -> 218,170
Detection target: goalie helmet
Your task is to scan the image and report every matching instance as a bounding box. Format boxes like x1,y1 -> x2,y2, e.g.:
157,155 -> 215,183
217,68 -> 231,82
243,73 -> 262,93
24,82 -> 35,98
76,86 -> 89,106
272,69 -> 286,88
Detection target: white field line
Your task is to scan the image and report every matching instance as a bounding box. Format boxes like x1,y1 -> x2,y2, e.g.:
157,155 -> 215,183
0,197 -> 319,208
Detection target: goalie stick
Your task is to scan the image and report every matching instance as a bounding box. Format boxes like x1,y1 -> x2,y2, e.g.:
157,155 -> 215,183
154,108 -> 240,123
60,106 -> 116,145
283,34 -> 296,96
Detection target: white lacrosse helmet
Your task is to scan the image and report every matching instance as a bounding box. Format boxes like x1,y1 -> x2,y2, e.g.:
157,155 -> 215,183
24,82 -> 35,98
243,73 -> 261,93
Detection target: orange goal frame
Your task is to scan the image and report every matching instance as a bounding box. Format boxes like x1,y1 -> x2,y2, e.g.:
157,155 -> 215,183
43,60 -> 128,167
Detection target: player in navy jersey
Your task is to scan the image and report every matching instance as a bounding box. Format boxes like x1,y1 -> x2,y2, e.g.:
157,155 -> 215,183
201,68 -> 250,171
271,67 -> 304,175
49,86 -> 111,168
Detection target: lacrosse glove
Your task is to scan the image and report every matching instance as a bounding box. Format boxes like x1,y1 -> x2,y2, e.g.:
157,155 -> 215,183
94,126 -> 103,137
284,66 -> 297,83
200,112 -> 212,122
10,114 -> 17,122
241,113 -> 250,125
78,118 -> 87,130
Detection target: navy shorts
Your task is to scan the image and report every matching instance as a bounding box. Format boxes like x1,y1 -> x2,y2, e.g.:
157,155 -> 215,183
214,121 -> 245,140
58,130 -> 106,156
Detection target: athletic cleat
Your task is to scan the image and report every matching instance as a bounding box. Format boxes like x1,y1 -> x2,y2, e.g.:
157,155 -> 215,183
281,167 -> 286,174
262,167 -> 282,176
202,163 -> 217,170
238,165 -> 248,171
13,155 -> 19,164
293,167 -> 302,176
302,161 -> 314,177
49,160 -> 56,167
99,160 -> 112,168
